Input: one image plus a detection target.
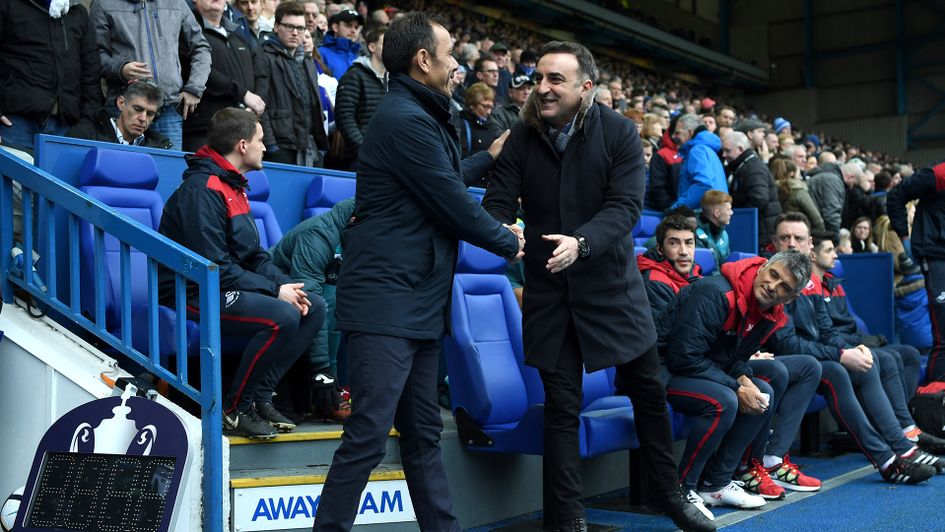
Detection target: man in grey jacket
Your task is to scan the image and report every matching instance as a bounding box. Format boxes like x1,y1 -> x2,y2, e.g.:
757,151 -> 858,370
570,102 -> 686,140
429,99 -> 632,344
809,159 -> 861,233
90,0 -> 212,151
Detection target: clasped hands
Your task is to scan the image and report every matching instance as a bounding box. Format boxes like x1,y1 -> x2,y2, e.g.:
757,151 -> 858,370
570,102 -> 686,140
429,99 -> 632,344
503,225 -> 580,273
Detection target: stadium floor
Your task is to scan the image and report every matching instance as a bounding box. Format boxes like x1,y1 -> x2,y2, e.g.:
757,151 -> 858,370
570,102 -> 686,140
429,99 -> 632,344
468,452 -> 945,531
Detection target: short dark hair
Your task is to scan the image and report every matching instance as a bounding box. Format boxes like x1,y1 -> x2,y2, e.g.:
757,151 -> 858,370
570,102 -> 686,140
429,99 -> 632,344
382,11 -> 446,75
656,214 -> 696,249
207,108 -> 259,156
811,230 -> 837,251
275,0 -> 305,24
474,55 -> 496,72
537,41 -> 599,83
122,79 -> 163,105
664,205 -> 696,219
364,26 -> 386,46
874,170 -> 892,191
773,212 -> 811,234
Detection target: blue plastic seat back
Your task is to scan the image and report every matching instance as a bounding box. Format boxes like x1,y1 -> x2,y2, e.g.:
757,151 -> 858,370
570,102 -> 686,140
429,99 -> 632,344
830,258 -> 869,334
77,148 -> 162,329
634,246 -> 646,257
694,248 -> 716,275
632,215 -> 660,247
245,170 -> 282,249
302,175 -> 356,219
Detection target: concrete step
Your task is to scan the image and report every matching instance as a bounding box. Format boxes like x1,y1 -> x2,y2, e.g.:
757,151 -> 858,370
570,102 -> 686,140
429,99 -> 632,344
230,464 -> 418,532
227,421 -> 400,472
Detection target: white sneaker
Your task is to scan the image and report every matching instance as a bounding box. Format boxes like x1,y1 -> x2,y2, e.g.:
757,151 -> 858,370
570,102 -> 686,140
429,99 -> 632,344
697,480 -> 766,509
686,489 -> 715,521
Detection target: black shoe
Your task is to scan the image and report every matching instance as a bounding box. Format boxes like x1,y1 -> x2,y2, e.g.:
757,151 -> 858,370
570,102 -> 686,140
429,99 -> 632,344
881,454 -> 935,484
255,402 -> 297,432
648,484 -> 717,532
912,450 -> 945,474
899,253 -> 921,276
549,516 -> 587,532
916,431 -> 945,456
224,409 -> 277,440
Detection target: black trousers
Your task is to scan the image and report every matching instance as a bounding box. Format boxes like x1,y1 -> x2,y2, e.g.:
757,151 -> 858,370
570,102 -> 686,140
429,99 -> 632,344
313,332 -> 460,532
923,258 -> 945,382
540,320 -> 677,527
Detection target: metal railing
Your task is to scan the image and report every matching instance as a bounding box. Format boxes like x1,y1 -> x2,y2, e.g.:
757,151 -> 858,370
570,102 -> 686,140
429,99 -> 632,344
0,149 -> 224,531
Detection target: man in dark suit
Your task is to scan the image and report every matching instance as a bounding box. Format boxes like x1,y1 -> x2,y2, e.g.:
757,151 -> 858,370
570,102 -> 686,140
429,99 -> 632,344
312,12 -> 523,532
482,41 -> 714,532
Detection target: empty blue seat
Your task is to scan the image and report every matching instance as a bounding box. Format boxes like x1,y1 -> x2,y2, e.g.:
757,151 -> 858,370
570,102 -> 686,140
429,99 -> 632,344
245,170 -> 282,249
726,251 -> 757,262
632,214 -> 660,247
694,247 -> 716,275
445,241 -> 639,456
302,175 -> 356,219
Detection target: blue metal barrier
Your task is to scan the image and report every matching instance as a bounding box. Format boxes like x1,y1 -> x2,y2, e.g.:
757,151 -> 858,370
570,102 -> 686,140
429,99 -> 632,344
0,150 -> 224,532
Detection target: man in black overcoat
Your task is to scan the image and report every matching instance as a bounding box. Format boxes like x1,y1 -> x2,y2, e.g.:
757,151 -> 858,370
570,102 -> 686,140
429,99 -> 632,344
482,41 -> 714,532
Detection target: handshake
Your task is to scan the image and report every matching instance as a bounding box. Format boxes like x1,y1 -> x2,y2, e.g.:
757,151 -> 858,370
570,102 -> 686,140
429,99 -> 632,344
504,223 -> 525,263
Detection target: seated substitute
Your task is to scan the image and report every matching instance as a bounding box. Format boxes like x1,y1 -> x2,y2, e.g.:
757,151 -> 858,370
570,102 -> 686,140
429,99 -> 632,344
159,108 -> 325,439
637,214 -> 702,321
67,79 -> 172,149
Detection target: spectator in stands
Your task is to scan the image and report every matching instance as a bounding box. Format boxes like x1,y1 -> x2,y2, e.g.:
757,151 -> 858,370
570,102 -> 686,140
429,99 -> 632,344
722,131 -> 782,248
270,198 -> 356,423
717,105 -> 736,129
702,114 -> 717,134
695,190 -> 732,268
765,131 -> 780,158
490,42 -> 513,106
334,26 -> 388,168
771,157 -> 825,231
843,168 -> 878,229
458,42 -> 479,74
595,87 -> 613,109
314,13 -> 523,531
837,228 -> 854,254
806,231 -> 945,456
609,78 -> 627,111
183,0 -> 266,152
318,8 -> 363,79
774,117 -> 791,136
647,114 -> 683,212
889,160 -> 945,383
623,108 -> 644,132
809,158 -> 852,232
258,0 -> 277,33
515,49 -> 538,77
735,117 -> 768,161
301,0 -> 320,32
765,213 -> 942,483
671,113 -> 727,210
159,108 -> 325,439
791,145 -> 808,174
662,252 -> 802,511
490,73 -> 532,135
472,56 -> 501,103
258,1 -> 329,166
638,215 -> 701,321
482,40 -> 714,532
641,113 -> 664,151
234,0 -> 267,41
0,0 -> 102,153
67,79 -> 171,149
850,216 -> 878,253
455,83 -> 498,167
90,0 -> 211,151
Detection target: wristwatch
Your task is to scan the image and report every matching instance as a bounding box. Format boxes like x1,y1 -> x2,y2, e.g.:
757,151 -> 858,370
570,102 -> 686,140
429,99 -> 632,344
574,234 -> 590,259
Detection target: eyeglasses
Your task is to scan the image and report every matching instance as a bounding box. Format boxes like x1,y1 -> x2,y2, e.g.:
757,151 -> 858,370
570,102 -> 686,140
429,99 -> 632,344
279,22 -> 307,33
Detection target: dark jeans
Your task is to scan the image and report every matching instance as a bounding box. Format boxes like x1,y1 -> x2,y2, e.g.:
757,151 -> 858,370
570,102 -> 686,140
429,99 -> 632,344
313,333 -> 460,532
541,319 -> 678,527
923,259 -> 945,382
749,355 -> 822,460
187,290 -> 325,413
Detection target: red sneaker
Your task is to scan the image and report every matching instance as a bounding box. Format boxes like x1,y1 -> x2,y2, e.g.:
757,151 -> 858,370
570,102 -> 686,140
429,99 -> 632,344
737,460 -> 785,500
768,454 -> 822,492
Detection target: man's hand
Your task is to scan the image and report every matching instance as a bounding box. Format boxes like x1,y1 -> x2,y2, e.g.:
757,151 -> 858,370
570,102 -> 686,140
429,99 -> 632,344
243,91 -> 266,115
758,139 -> 770,163
487,130 -> 511,160
0,115 -> 12,144
278,282 -> 311,315
504,223 -> 525,263
542,234 -> 579,273
840,347 -> 872,373
750,351 -> 775,360
120,61 -> 152,81
179,92 -> 201,120
736,377 -> 768,415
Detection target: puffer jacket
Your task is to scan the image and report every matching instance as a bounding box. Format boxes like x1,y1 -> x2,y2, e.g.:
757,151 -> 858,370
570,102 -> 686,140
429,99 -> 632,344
90,0 -> 211,107
727,148 -> 782,247
672,129 -> 727,209
647,129 -> 682,211
334,56 -> 387,159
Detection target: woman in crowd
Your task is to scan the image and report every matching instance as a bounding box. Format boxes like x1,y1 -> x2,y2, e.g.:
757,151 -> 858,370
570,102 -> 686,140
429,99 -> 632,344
771,157 -> 825,231
851,216 -> 879,253
455,82 -> 498,163
641,113 -> 663,151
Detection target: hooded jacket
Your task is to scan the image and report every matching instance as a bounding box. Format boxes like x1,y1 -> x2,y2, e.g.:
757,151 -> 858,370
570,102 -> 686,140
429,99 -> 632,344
90,0 -> 211,108
158,146 -> 291,303
672,129 -> 727,209
0,0 -> 102,126
661,257 -> 789,390
638,249 -> 702,322
727,148 -> 782,248
317,32 -> 360,79
647,129 -> 682,211
334,55 -> 387,159
888,160 -> 945,261
695,214 -> 730,268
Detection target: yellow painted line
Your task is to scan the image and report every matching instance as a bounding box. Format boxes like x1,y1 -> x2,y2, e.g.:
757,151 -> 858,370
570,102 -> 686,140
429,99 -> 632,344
231,470 -> 405,489
228,428 -> 399,446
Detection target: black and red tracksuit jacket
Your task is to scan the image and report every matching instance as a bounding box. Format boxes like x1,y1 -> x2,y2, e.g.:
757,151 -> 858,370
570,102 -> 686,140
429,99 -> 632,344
638,248 -> 702,321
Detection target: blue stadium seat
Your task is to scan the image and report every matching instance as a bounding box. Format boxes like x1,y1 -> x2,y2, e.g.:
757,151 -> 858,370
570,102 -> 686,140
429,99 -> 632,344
831,259 -> 869,334
444,241 -> 639,456
302,175 -> 356,219
634,246 -> 646,257
245,170 -> 282,249
632,214 -> 660,247
77,148 -> 198,357
726,251 -> 757,262
694,247 -> 716,275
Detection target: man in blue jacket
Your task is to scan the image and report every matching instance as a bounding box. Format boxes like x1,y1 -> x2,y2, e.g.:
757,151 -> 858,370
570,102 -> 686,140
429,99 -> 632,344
671,113 -> 728,210
317,8 -> 362,79
313,13 -> 523,532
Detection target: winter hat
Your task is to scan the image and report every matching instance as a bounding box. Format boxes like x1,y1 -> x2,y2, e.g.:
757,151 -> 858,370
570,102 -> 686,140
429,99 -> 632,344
773,117 -> 791,134
47,0 -> 70,18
